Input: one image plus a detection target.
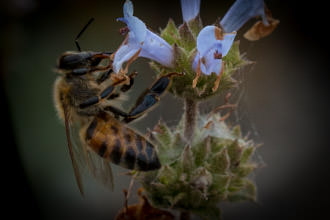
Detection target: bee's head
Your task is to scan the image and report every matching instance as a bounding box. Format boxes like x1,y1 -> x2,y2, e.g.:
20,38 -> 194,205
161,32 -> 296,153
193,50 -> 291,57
57,51 -> 100,70
56,51 -> 112,76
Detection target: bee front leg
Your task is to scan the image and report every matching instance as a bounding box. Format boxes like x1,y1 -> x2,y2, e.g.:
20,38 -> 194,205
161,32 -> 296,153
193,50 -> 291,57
104,71 -> 138,100
119,71 -> 138,92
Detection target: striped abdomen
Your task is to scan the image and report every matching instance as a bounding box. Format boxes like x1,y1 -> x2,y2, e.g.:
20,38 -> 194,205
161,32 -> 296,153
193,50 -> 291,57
84,113 -> 161,171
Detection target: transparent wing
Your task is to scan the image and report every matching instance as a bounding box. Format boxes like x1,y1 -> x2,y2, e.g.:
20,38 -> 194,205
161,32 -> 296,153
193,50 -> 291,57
63,108 -> 85,196
69,118 -> 114,192
86,149 -> 114,191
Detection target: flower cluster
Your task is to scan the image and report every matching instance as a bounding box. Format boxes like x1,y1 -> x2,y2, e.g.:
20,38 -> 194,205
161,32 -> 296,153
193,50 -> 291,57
139,114 -> 258,219
112,0 -> 278,99
110,0 -> 278,219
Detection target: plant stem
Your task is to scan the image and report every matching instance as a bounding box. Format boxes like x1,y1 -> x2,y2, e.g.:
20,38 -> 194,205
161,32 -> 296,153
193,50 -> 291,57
180,211 -> 191,220
184,98 -> 198,144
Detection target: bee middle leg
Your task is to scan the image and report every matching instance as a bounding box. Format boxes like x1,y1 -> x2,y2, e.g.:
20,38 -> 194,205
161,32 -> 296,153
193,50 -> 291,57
79,76 -> 129,109
97,69 -> 114,84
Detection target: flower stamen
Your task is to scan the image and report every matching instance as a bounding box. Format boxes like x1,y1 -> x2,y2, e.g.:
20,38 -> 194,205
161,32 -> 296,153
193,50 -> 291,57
123,48 -> 141,74
212,61 -> 225,92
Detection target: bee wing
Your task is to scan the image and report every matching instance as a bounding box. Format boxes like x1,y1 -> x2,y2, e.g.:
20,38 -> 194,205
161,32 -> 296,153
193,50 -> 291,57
64,106 -> 114,192
85,148 -> 114,191
63,108 -> 85,196
68,120 -> 115,193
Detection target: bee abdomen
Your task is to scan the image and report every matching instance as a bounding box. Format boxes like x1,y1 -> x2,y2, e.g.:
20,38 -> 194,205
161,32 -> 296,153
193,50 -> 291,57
85,116 -> 161,171
118,134 -> 161,171
133,136 -> 160,171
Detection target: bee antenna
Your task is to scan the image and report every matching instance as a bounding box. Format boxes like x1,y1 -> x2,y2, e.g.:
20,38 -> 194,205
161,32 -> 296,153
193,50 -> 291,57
75,17 -> 95,52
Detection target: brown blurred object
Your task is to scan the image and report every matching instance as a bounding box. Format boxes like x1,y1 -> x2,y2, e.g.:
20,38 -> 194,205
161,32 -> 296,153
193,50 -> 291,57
115,188 -> 175,220
244,7 -> 280,41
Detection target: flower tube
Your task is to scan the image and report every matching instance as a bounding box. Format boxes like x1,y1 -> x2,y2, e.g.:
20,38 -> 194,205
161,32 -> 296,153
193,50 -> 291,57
180,0 -> 201,23
113,0 -> 174,74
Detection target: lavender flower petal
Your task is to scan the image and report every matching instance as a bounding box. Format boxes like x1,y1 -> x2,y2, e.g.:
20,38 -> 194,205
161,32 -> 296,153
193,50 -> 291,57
140,30 -> 174,68
220,0 -> 268,33
180,0 -> 201,22
113,0 -> 174,73
222,32 -> 236,56
193,26 -> 236,75
112,44 -> 140,73
123,0 -> 133,17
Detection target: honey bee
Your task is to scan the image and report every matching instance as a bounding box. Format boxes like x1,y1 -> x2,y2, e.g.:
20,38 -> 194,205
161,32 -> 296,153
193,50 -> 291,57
53,18 -> 179,195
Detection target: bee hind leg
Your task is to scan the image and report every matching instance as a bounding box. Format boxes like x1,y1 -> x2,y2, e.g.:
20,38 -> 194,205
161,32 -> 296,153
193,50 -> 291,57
123,72 -> 182,123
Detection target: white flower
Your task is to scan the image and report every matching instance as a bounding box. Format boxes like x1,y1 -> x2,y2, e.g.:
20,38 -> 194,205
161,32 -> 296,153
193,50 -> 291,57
113,0 -> 174,73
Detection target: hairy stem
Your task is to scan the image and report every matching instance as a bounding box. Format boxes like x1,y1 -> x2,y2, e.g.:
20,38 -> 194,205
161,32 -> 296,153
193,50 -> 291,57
180,210 -> 191,220
184,98 -> 198,144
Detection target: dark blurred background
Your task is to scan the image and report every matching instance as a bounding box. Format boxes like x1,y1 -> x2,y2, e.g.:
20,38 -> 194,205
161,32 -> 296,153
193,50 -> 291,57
1,0 -> 329,219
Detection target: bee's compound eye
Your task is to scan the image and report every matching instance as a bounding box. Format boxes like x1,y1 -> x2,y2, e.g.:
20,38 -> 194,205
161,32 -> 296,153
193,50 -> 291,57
58,52 -> 91,70
72,68 -> 89,76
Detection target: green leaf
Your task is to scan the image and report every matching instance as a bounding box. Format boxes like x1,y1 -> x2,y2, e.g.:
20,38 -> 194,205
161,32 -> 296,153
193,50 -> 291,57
210,174 -> 230,195
181,145 -> 194,174
161,18 -> 180,45
227,180 -> 257,202
149,61 -> 162,74
228,177 -> 245,192
223,41 -> 247,72
210,137 -> 226,153
231,125 -> 241,138
191,168 -> 213,194
178,22 -> 196,52
192,205 -> 222,220
240,146 -> 255,164
156,133 -> 185,165
194,136 -> 211,166
165,192 -> 186,207
175,114 -> 185,133
234,163 -> 257,177
171,133 -> 186,149
187,15 -> 203,38
158,165 -> 177,185
208,148 -> 230,174
153,120 -> 173,150
173,44 -> 191,73
189,188 -> 204,208
227,140 -> 242,168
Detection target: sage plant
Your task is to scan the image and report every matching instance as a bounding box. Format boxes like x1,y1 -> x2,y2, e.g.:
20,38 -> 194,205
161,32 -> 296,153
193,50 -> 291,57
112,0 -> 278,219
